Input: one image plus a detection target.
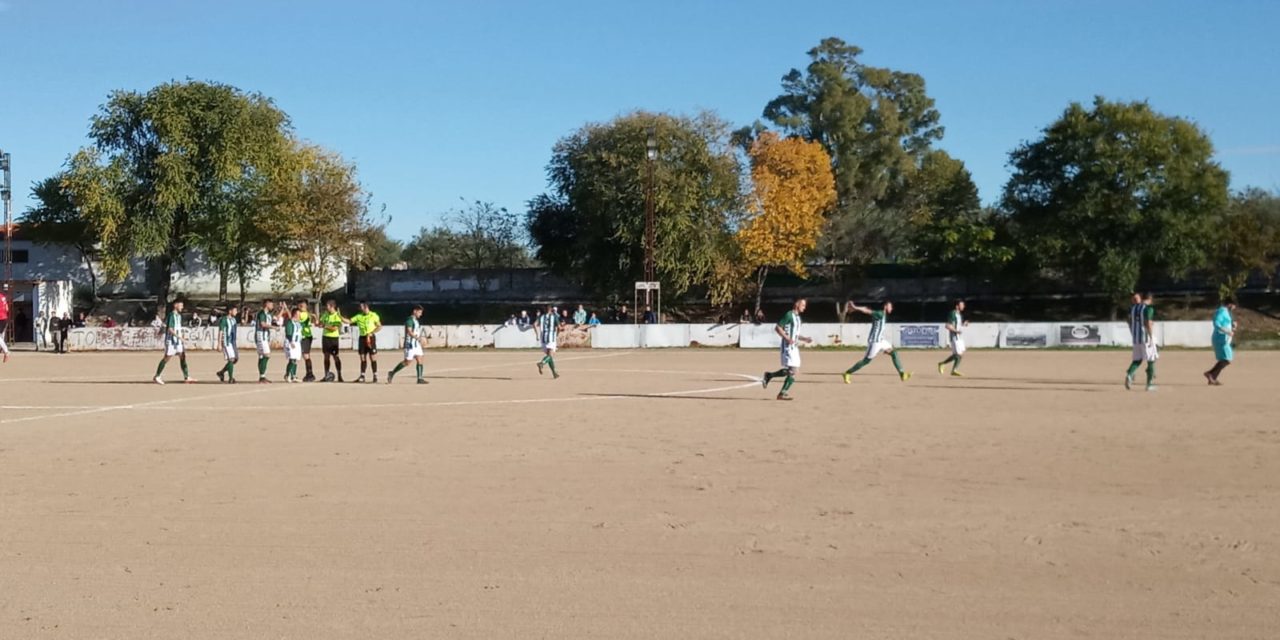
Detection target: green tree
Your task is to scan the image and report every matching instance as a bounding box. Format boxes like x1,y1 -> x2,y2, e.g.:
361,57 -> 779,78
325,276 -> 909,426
20,175 -> 102,300
363,225 -> 405,269
1003,97 -> 1230,312
265,143 -> 374,300
906,151 -> 1013,271
402,200 -> 532,272
527,111 -> 743,299
762,37 -> 943,268
64,80 -> 292,304
1211,188 -> 1280,296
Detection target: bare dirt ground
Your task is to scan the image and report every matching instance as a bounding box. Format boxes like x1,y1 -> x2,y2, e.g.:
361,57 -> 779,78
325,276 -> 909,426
2,348 -> 1278,639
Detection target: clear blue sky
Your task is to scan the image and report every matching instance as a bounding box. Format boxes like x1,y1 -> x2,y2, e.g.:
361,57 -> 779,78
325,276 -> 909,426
2,0 -> 1277,241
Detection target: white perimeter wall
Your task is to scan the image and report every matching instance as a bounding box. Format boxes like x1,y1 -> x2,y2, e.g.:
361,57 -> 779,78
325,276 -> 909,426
67,321 -> 1217,351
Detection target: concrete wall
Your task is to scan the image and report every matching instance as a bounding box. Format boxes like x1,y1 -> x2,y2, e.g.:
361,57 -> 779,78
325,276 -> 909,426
67,321 -> 1218,351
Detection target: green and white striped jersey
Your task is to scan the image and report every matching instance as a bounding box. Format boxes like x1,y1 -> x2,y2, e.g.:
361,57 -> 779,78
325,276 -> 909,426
868,310 -> 887,344
165,310 -> 182,347
255,310 -> 272,343
404,316 -> 420,349
219,315 -> 237,348
1129,303 -> 1154,344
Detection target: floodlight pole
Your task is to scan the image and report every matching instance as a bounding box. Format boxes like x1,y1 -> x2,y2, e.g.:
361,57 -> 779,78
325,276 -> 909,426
643,127 -> 657,308
1,149 -> 12,292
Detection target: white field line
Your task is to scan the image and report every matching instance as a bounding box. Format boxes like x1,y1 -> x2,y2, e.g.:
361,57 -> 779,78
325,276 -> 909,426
0,385 -> 289,425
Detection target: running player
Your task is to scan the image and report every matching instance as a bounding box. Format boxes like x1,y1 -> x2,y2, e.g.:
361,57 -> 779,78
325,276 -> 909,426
762,298 -> 813,401
1125,293 -> 1158,391
297,300 -> 316,381
387,305 -> 428,385
215,303 -> 239,383
283,307 -> 303,383
0,285 -> 9,363
153,300 -> 195,384
318,299 -> 348,382
938,299 -> 968,376
254,299 -> 276,384
842,301 -> 911,383
350,301 -> 382,383
1205,298 -> 1237,386
536,303 -> 560,379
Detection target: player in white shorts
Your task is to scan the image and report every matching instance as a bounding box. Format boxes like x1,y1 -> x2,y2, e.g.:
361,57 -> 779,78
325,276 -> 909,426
215,303 -> 239,383
283,307 -> 303,383
388,305 -> 428,384
153,300 -> 195,384
1125,292 -> 1158,391
536,304 -> 560,379
938,299 -> 968,376
254,299 -> 276,383
843,300 -> 911,383
762,298 -> 813,400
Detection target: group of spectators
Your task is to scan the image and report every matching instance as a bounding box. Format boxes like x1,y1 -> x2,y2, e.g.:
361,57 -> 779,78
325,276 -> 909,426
504,304 -> 660,328
34,311 -> 87,353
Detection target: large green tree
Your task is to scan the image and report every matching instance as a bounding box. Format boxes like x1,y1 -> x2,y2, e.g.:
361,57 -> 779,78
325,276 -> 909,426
64,80 -> 293,304
526,111 -> 743,298
21,175 -> 102,298
905,151 -> 1013,271
1003,97 -> 1230,309
762,37 -> 943,267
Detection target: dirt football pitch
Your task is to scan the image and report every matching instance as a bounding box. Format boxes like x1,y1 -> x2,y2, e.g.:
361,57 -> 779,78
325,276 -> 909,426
2,348 -> 1278,639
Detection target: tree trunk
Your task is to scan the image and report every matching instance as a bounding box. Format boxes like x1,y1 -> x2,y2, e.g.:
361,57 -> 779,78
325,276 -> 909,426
237,263 -> 248,305
752,266 -> 769,317
77,245 -> 98,311
218,264 -> 229,302
157,254 -> 173,307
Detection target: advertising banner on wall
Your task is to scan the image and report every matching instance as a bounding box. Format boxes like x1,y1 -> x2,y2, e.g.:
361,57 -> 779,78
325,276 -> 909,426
1059,324 -> 1102,346
1002,324 -> 1051,348
899,325 -> 941,348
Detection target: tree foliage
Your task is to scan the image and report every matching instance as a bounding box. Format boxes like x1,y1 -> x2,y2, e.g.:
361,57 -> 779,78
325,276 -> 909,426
264,143 -> 374,300
734,132 -> 836,310
64,80 -> 293,304
763,37 -> 943,267
1003,97 -> 1230,305
905,151 -> 1013,271
1210,188 -> 1280,295
403,200 -> 532,272
527,111 -> 742,299
21,175 -> 102,298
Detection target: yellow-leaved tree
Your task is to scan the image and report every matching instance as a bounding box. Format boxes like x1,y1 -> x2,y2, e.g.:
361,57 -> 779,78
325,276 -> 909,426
736,132 -> 836,314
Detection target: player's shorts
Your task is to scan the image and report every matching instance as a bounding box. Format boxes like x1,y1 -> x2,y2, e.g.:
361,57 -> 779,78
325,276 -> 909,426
1131,342 -> 1158,362
256,340 -> 270,357
865,339 -> 892,360
403,343 -> 423,361
358,335 -> 377,355
286,343 -> 302,361
542,341 -> 557,353
950,336 -> 966,356
165,341 -> 185,357
781,344 -> 801,369
1213,340 -> 1233,362
301,337 -> 313,354
322,336 -> 340,356
222,344 -> 238,361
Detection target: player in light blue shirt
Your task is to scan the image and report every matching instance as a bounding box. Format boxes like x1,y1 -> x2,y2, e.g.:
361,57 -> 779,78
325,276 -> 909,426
1204,299 -> 1237,386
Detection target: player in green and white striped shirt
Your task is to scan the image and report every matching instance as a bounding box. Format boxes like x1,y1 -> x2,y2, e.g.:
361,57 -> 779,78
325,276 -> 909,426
215,303 -> 240,384
1125,292 -> 1158,391
388,305 -> 428,384
254,299 -> 276,384
153,300 -> 195,384
842,301 -> 911,383
937,300 -> 968,376
762,299 -> 813,400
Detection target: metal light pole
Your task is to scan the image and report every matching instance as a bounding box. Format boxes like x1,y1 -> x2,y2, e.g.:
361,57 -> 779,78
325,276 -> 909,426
1,149 -> 12,292
643,128 -> 657,307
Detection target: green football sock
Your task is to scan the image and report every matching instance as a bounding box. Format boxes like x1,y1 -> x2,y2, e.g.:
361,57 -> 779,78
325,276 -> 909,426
547,356 -> 557,376
227,362 -> 235,379
258,357 -> 268,377
1146,361 -> 1155,385
950,355 -> 962,371
770,368 -> 789,378
780,375 -> 795,393
939,355 -> 955,365
1127,361 -> 1141,377
180,359 -> 189,378
391,362 -> 406,375
890,351 -> 904,374
217,362 -> 228,375
155,359 -> 167,377
415,364 -> 423,379
846,358 -> 871,374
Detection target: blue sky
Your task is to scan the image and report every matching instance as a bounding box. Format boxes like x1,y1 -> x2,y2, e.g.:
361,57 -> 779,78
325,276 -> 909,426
1,0 -> 1277,241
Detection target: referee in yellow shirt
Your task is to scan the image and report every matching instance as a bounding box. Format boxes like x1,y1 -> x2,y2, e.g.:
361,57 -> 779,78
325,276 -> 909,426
350,301 -> 383,383
318,299 -> 349,383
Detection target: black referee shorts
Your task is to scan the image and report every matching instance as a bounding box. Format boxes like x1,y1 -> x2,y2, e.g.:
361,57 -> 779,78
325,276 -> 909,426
322,336 -> 340,356
358,335 -> 377,355
301,337 -> 313,354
